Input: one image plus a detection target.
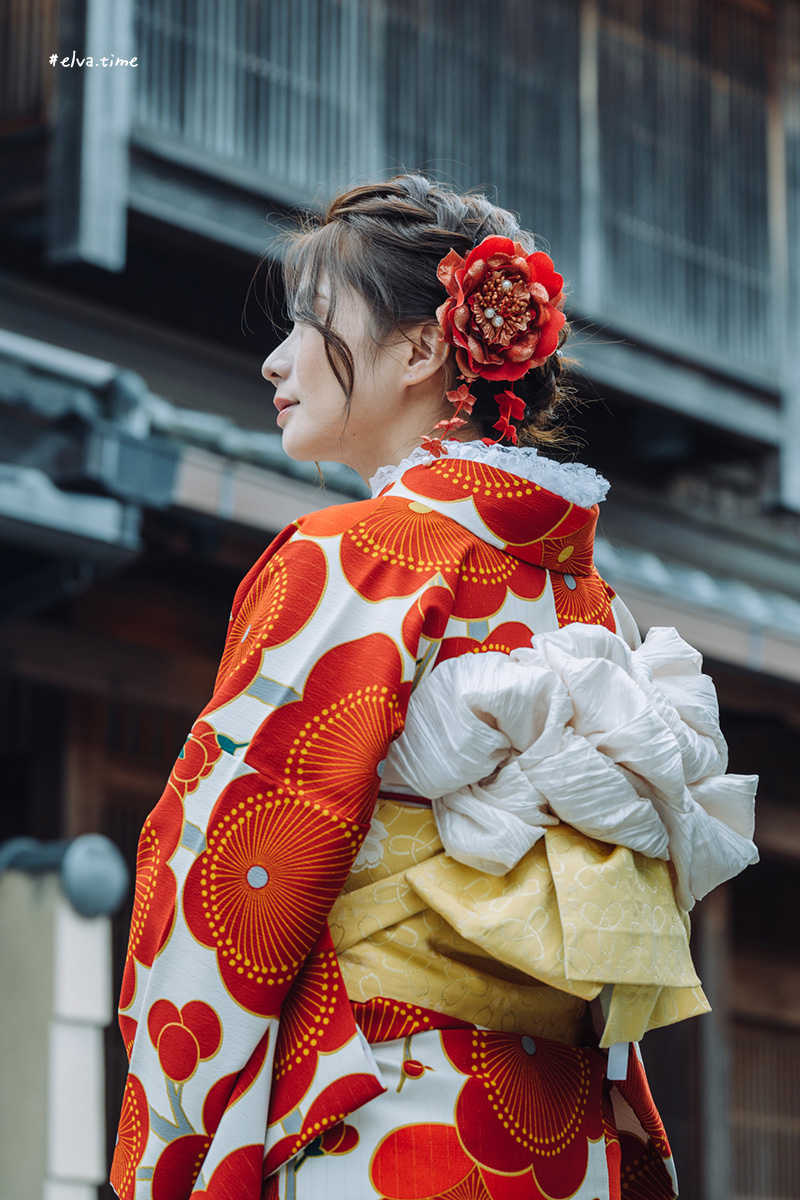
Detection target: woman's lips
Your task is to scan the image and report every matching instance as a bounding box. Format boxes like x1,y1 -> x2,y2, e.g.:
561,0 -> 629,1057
274,397 -> 298,422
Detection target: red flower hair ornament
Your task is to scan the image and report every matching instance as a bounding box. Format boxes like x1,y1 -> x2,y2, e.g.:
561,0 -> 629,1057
425,236 -> 566,452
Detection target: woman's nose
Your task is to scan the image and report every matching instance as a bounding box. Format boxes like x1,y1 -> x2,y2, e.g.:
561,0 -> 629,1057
261,350 -> 282,384
262,328 -> 296,384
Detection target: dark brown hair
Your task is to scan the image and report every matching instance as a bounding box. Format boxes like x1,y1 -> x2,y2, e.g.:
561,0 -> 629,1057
279,173 -> 576,448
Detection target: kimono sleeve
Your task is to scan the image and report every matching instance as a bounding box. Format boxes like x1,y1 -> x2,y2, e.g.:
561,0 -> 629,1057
111,519 -> 422,1200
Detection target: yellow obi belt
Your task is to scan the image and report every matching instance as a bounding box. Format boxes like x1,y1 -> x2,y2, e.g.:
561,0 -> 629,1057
329,798 -> 709,1048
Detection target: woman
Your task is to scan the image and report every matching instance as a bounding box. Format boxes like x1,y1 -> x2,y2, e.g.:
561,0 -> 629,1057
111,175 -> 758,1200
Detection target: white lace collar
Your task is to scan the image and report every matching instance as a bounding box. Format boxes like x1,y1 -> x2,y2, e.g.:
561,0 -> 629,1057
369,440 -> 610,509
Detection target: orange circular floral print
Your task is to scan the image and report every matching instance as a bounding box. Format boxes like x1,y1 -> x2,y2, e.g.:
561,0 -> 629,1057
151,1135 -> 211,1200
398,458 -> 595,552
186,1142 -> 263,1199
436,621 -> 535,664
451,543 -> 546,621
442,1029 -> 604,1194
109,1074 -> 149,1200
270,941 -> 354,1122
213,538 -> 327,699
264,1075 -> 384,1177
371,1122 -> 475,1198
183,776 -> 363,1016
339,497 -> 477,600
552,566 -> 616,630
167,721 -> 224,802
119,788 -> 182,1009
619,1132 -> 676,1199
252,634 -> 409,815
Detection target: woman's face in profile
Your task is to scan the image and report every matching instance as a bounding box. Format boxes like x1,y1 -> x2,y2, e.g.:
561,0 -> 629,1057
262,279 -> 409,475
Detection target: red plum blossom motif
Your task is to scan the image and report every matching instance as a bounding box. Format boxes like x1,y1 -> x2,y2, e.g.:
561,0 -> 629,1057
167,721 -> 225,803
212,538 -> 327,701
109,1074 -> 149,1200
397,456 -> 596,559
119,787 -> 182,1009
552,566 -> 616,630
352,996 -> 471,1044
184,775 -> 363,1016
436,621 -> 535,664
147,998 -> 222,1083
269,934 -> 358,1123
442,1029 -> 605,1198
250,634 -> 409,815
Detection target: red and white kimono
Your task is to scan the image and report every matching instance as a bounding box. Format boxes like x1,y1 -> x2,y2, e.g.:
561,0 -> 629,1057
111,442 -> 757,1200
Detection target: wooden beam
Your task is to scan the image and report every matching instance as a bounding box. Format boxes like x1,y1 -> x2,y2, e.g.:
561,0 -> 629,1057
574,333 -> 782,446
731,954 -> 800,1028
0,620 -> 215,714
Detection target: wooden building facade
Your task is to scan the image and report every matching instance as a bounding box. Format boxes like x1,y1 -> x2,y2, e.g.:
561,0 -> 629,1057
1,1 -> 800,1196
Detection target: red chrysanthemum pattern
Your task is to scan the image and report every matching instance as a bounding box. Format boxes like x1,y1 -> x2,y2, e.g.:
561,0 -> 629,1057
109,1074 -> 149,1200
436,621 -> 535,664
442,1030 -> 604,1195
401,585 -> 455,656
119,1013 -> 137,1061
167,721 -> 224,803
451,542 -> 546,620
119,788 -> 182,1009
619,1132 -> 676,1199
552,566 -> 616,630
398,459 -> 596,561
251,635 -> 409,816
371,1122 -> 475,1199
269,937 -> 355,1123
191,1143 -> 264,1198
616,1052 -> 671,1159
352,997 -> 472,1045
184,775 -> 363,1016
147,997 -> 222,1083
213,539 -> 327,697
264,1075 -> 385,1177
151,1135 -> 211,1200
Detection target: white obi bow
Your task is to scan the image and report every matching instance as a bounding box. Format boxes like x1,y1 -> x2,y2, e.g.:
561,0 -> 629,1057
382,624 -> 758,911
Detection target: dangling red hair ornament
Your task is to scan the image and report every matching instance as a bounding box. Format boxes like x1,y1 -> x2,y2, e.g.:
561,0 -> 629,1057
427,235 -> 566,451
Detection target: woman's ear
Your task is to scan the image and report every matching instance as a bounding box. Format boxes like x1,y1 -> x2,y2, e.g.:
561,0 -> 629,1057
403,322 -> 450,385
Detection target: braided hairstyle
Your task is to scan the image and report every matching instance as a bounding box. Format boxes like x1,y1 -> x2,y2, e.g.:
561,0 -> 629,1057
279,173 -> 575,448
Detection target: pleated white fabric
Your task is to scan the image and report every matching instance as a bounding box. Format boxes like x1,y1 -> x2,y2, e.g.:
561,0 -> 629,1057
382,623 -> 758,909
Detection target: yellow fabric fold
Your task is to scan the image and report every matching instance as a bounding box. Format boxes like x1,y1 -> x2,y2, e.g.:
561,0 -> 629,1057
332,801 -> 710,1048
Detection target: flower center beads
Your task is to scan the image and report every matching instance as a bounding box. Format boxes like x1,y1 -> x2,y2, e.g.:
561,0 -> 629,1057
472,274 -> 530,346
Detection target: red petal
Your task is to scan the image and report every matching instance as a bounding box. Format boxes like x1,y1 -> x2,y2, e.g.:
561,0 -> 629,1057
157,1023 -> 200,1083
534,309 -> 566,361
147,998 -> 181,1048
528,251 -> 564,299
371,1123 -> 473,1198
463,236 -> 516,275
181,1000 -> 222,1060
436,248 -> 465,296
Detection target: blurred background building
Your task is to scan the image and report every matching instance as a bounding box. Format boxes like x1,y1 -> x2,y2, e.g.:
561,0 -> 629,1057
1,1 -> 799,1197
